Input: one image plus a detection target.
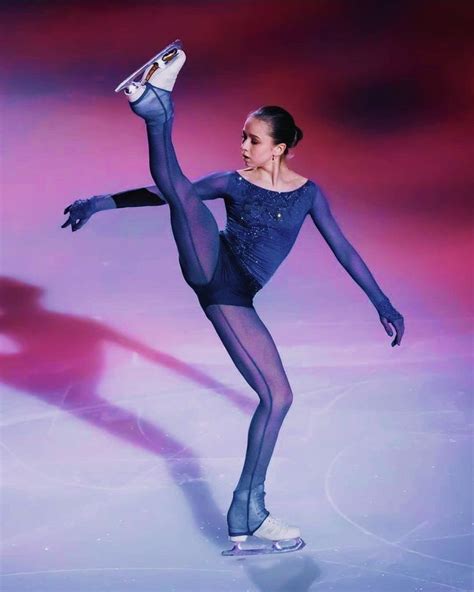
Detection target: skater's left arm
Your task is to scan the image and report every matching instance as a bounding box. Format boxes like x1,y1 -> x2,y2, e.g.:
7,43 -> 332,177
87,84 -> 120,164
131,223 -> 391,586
309,185 -> 404,346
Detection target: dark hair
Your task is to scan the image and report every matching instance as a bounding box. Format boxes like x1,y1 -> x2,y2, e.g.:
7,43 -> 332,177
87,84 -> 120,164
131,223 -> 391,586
247,105 -> 303,156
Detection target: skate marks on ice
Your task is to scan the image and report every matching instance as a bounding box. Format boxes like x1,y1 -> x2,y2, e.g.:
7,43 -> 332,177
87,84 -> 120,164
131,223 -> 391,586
1,277 -> 471,590
324,442 -> 473,569
291,363 -> 472,590
321,434 -> 472,589
0,277 -> 322,592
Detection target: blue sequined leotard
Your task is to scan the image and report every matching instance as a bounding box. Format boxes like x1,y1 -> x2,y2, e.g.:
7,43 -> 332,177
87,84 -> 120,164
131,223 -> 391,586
220,171 -> 315,287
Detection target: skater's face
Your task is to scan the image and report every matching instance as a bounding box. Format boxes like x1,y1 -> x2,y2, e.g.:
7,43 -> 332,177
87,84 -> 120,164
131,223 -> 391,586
241,117 -> 287,166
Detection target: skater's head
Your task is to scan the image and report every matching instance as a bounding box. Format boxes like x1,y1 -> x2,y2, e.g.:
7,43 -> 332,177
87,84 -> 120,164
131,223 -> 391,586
241,106 -> 303,166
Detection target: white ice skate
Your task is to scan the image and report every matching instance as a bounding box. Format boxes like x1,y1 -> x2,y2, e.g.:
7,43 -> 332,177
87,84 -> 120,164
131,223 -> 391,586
221,514 -> 306,557
114,38 -> 184,96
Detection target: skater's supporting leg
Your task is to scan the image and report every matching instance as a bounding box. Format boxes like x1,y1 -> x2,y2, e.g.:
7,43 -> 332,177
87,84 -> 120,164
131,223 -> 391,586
203,303 -> 294,535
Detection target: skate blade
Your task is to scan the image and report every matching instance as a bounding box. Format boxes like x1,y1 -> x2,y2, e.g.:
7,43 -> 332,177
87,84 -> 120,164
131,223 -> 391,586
221,536 -> 306,557
114,39 -> 183,93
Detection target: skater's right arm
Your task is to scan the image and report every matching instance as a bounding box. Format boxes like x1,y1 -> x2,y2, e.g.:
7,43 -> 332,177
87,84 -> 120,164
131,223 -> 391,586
62,171 -> 232,231
111,170 -> 232,207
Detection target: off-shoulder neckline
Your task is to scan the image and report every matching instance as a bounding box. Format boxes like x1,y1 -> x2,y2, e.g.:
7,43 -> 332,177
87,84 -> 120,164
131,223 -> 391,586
234,171 -> 311,194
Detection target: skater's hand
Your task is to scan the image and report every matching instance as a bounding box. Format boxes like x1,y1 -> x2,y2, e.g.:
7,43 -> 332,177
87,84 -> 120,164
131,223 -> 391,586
61,197 -> 102,232
379,314 -> 404,347
374,297 -> 404,347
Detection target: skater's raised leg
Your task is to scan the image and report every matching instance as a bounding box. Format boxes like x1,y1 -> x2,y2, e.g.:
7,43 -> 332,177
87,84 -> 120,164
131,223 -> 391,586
122,45 -> 220,286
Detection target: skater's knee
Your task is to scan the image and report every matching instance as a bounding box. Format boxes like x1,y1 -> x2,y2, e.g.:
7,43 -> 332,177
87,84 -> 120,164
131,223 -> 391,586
276,389 -> 293,411
257,387 -> 293,412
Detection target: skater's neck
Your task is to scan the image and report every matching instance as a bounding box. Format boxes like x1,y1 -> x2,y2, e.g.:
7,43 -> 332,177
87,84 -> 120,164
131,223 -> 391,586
239,163 -> 307,193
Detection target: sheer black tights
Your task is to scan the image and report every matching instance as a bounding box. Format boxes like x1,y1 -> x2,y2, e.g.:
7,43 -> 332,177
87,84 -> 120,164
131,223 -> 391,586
130,84 -> 294,534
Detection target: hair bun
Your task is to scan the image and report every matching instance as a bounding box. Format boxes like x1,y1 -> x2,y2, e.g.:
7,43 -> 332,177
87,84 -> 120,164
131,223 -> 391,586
249,105 -> 303,156
293,125 -> 303,147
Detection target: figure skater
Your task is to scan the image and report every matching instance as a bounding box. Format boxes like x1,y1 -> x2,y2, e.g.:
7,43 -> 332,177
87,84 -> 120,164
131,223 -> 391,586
62,40 -> 404,556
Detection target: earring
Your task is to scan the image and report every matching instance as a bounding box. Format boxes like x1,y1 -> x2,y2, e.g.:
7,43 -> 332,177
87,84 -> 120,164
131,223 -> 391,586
272,155 -> 275,161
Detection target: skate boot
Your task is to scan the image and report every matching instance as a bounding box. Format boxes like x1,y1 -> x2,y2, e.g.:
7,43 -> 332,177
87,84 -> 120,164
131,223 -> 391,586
222,484 -> 306,557
114,38 -> 184,95
116,43 -> 186,122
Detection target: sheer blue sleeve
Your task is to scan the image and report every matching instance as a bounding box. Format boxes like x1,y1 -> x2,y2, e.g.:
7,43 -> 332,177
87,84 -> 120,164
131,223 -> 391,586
111,170 -> 232,208
310,185 -> 403,321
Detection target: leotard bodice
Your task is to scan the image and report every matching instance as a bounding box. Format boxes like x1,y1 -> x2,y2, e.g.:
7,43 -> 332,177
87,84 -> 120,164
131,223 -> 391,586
220,171 -> 316,287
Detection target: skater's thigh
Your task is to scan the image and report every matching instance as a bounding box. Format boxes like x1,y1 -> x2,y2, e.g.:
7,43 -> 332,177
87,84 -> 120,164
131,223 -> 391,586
204,304 -> 293,403
168,197 -> 220,286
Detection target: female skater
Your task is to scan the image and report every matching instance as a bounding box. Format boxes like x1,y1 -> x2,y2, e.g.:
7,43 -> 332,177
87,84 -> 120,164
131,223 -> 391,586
62,40 -> 404,556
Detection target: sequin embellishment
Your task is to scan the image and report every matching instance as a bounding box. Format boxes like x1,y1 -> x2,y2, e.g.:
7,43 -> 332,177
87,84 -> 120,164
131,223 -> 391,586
222,173 -> 315,287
